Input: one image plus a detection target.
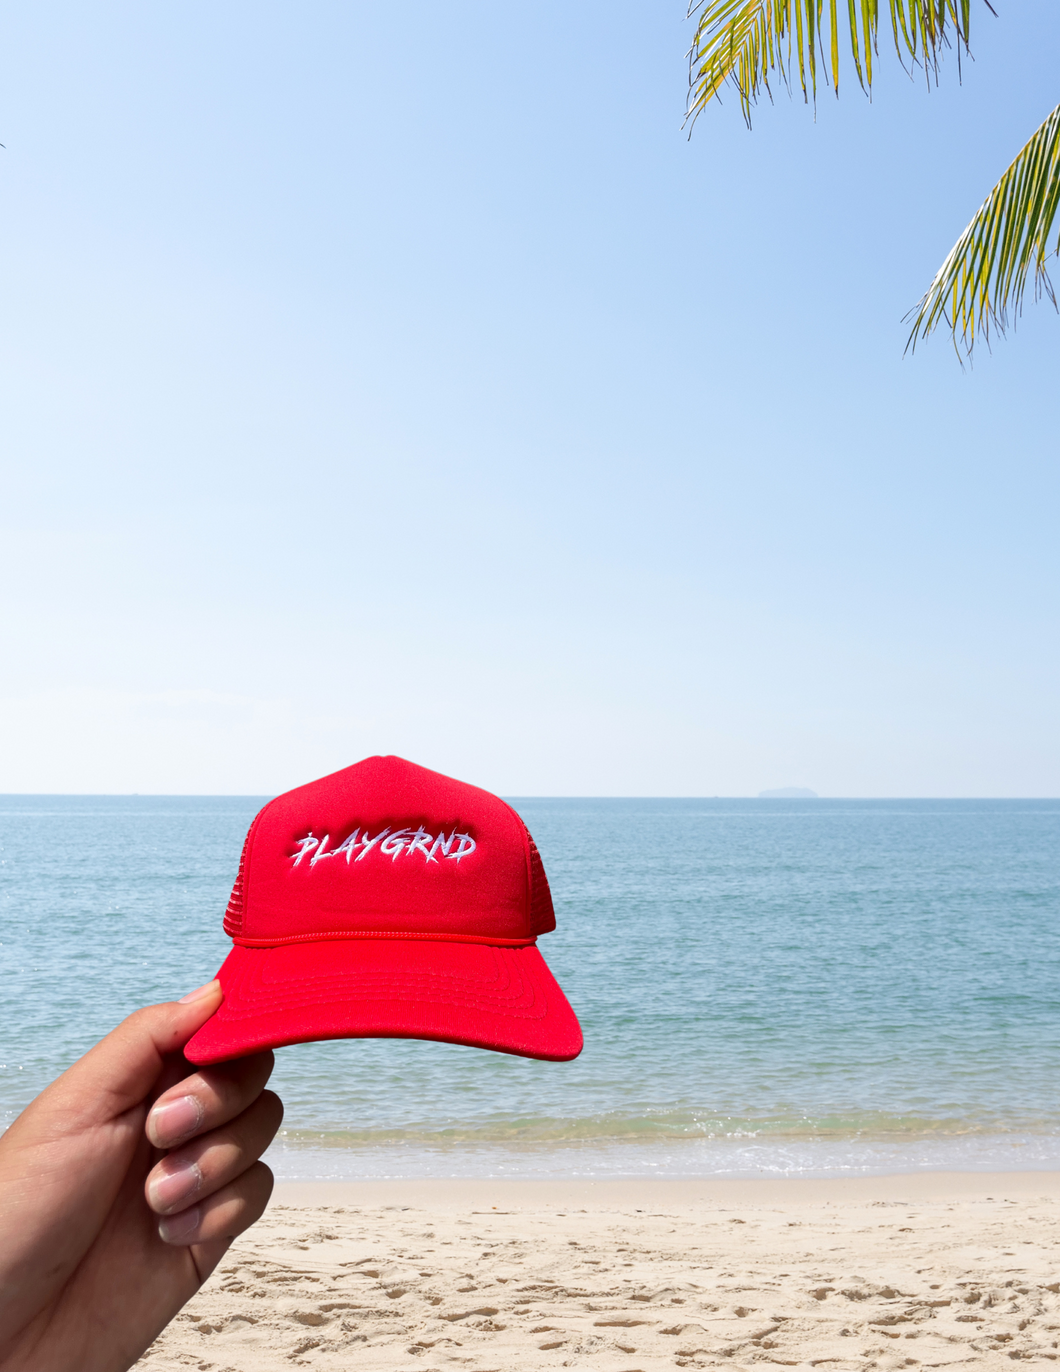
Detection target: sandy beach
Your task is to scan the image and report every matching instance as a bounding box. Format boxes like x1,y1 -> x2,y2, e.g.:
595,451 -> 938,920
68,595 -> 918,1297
137,1172 -> 1060,1370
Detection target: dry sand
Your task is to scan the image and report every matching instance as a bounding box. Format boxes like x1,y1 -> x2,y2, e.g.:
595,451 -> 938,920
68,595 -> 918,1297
137,1172 -> 1060,1371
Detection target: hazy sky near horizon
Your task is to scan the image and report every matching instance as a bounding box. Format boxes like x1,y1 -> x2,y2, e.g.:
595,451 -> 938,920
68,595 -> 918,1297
2,1 -> 1058,797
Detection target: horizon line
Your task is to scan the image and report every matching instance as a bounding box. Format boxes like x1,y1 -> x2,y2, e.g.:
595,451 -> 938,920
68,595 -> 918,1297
2,792 -> 1060,802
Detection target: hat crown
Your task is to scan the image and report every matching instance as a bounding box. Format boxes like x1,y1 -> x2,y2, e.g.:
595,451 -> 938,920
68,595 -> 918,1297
224,756 -> 555,948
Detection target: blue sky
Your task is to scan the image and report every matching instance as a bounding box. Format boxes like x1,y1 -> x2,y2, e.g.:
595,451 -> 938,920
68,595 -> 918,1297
1,1 -> 1058,796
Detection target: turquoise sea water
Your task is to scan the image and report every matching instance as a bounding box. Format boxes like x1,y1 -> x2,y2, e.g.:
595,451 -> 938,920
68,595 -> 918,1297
2,795 -> 1059,1178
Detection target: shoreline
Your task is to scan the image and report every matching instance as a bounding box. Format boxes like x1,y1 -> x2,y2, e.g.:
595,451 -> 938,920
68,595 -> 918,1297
262,1131 -> 1060,1184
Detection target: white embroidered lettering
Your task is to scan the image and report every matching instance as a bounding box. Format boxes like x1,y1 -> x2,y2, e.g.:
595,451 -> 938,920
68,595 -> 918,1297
291,833 -> 320,866
379,827 -> 414,860
309,834 -> 334,865
406,826 -> 434,859
449,833 -> 477,861
292,823 -> 476,869
428,830 -> 458,861
331,828 -> 361,863
354,826 -> 391,861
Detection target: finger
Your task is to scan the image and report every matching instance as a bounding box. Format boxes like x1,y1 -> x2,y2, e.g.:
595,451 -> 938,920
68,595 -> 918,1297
158,1160 -> 274,1246
146,1089 -> 283,1215
146,1050 -> 275,1149
186,1234 -> 234,1287
4,980 -> 223,1144
0,980 -> 224,1340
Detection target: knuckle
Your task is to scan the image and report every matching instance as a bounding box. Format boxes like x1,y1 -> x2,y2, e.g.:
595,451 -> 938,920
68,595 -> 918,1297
197,1064 -> 239,1099
196,1069 -> 251,1118
247,1049 -> 276,1077
200,1164 -> 273,1236
197,1092 -> 282,1161
260,1089 -> 285,1124
184,1061 -> 281,1134
204,1053 -> 273,1102
236,1087 -> 283,1133
124,1005 -> 162,1035
246,1160 -> 275,1205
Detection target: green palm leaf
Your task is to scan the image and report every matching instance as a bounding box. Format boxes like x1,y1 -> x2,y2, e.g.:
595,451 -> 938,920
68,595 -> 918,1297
687,0 -> 1060,356
687,0 -> 976,127
905,103 -> 1060,356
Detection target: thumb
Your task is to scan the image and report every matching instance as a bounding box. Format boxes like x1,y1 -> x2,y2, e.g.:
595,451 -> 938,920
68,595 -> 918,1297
24,981 -> 224,1138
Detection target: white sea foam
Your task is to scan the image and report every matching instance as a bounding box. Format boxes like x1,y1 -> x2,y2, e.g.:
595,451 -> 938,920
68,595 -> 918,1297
264,1130 -> 1060,1181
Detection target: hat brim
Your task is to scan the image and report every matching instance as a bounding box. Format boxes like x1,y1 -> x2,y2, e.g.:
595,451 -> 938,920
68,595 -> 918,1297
184,938 -> 583,1065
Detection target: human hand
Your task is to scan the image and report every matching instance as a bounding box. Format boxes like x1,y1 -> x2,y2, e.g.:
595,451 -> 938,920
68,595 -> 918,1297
0,981 -> 283,1372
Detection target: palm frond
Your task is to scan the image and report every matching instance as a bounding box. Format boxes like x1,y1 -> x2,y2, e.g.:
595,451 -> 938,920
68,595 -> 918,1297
687,0 -> 979,128
905,103 -> 1060,356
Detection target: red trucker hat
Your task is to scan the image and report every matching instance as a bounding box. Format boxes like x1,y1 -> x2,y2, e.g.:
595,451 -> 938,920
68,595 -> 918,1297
184,755 -> 583,1065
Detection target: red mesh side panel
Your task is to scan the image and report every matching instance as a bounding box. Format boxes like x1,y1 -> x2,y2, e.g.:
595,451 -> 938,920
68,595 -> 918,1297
223,810 -> 264,937
526,828 -> 556,936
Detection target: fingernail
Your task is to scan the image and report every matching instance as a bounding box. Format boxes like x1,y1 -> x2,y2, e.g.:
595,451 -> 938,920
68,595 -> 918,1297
148,1094 -> 204,1147
158,1205 -> 201,1245
178,979 -> 220,1004
148,1157 -> 204,1213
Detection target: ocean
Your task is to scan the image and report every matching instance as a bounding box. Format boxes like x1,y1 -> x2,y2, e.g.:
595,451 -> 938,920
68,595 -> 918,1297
2,795 -> 1059,1179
